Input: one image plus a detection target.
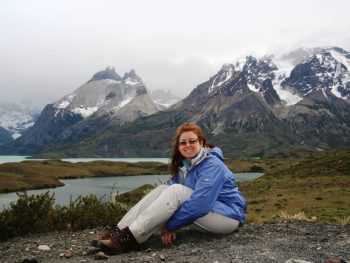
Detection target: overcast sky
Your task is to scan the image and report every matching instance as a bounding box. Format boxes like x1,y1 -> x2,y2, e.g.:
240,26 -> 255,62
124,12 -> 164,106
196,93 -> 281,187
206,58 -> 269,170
1,0 -> 350,109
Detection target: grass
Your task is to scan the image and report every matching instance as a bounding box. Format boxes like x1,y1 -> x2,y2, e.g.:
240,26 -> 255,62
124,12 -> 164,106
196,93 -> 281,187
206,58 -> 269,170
239,150 -> 350,224
0,160 -> 169,193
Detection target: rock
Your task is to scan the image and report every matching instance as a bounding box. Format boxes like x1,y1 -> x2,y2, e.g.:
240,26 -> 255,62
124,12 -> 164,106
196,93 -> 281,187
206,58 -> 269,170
160,254 -> 166,261
84,247 -> 100,256
64,250 -> 73,258
94,251 -> 109,260
37,245 -> 50,251
284,260 -> 312,263
323,259 -> 347,263
19,259 -> 39,263
145,248 -> 152,253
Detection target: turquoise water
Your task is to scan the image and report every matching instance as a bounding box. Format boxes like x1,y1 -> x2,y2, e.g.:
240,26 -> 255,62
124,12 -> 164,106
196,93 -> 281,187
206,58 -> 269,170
0,155 -> 169,164
0,173 -> 263,211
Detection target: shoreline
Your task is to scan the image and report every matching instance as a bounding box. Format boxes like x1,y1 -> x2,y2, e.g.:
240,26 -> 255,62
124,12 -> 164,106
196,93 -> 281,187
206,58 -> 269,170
0,160 -> 170,193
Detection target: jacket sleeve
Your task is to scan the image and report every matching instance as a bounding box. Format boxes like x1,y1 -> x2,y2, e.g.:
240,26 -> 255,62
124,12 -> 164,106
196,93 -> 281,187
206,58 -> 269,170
165,159 -> 225,231
168,176 -> 179,185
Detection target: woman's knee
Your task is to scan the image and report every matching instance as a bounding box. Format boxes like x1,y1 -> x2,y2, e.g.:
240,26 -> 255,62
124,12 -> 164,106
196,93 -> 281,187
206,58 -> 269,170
167,184 -> 193,201
155,184 -> 169,190
168,184 -> 191,193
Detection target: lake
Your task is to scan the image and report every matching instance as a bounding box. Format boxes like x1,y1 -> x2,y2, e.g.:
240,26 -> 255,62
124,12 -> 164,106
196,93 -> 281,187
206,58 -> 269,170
0,155 -> 169,164
0,173 -> 263,211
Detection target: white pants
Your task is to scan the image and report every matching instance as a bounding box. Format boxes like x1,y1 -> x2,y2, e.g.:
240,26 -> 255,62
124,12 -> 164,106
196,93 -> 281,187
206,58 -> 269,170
117,184 -> 239,244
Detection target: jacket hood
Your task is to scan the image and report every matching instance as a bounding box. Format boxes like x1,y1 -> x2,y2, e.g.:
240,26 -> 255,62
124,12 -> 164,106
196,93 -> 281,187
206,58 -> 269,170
210,147 -> 224,161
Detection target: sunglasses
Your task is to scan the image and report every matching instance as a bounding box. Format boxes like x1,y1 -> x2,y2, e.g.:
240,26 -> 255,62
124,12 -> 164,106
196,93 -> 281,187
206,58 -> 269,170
178,138 -> 199,146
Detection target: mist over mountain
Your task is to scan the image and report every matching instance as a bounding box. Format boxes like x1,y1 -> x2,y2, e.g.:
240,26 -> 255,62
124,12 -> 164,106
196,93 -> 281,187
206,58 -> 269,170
0,103 -> 40,142
1,46 -> 350,157
150,89 -> 180,109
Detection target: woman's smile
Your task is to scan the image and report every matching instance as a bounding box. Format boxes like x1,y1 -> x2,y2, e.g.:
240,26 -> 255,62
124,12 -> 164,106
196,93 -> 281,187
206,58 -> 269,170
178,131 -> 203,161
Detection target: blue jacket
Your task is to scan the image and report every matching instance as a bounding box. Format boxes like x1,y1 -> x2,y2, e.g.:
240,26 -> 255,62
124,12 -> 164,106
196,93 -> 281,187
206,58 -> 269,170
165,147 -> 247,231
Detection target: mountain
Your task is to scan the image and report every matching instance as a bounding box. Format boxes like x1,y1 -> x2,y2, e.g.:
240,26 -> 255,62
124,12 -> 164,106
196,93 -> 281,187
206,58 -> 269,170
0,127 -> 12,145
0,104 -> 39,141
0,67 -> 160,155
2,47 -> 350,157
150,89 -> 180,109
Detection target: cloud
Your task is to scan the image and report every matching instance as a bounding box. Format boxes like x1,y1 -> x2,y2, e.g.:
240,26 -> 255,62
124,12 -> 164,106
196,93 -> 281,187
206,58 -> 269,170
0,0 -> 350,108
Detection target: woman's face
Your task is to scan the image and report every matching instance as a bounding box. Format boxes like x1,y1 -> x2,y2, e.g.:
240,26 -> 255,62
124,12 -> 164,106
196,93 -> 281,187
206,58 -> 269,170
178,131 -> 203,161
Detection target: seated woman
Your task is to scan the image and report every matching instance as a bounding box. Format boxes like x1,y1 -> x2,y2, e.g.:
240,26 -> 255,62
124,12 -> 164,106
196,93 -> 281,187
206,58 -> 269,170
92,123 -> 247,254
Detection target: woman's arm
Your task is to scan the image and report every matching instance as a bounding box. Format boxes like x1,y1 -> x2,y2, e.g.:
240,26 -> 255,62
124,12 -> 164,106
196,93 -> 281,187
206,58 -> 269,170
165,158 -> 225,231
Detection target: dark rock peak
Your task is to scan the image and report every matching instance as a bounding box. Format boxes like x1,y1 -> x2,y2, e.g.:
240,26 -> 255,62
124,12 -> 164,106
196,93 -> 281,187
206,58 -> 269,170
105,91 -> 117,101
122,69 -> 142,82
330,46 -> 348,55
209,71 -> 249,98
245,55 -> 257,66
220,63 -> 235,72
283,48 -> 350,97
123,69 -> 137,79
209,64 -> 235,82
0,126 -> 12,144
243,56 -> 277,76
136,86 -> 147,95
88,66 -> 122,82
260,79 -> 281,107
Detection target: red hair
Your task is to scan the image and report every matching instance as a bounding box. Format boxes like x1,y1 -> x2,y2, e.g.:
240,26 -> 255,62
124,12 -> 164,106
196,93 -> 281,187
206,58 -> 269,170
170,123 -> 212,176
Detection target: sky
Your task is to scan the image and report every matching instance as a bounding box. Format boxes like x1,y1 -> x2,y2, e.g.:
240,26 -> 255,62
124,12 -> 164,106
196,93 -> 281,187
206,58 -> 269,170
1,0 -> 350,109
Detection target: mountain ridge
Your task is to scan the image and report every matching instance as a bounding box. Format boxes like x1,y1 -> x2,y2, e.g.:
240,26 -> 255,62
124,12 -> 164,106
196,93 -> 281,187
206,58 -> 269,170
1,46 -> 350,157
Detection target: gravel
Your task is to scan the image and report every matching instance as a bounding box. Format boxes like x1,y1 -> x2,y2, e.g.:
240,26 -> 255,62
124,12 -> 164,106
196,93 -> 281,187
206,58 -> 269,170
1,222 -> 349,263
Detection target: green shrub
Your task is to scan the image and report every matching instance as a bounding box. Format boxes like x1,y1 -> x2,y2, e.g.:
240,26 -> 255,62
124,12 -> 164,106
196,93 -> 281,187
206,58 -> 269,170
0,191 -> 128,241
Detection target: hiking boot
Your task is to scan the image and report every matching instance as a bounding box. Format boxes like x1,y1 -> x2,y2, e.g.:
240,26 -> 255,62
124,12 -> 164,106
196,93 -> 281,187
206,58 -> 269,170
90,225 -> 121,247
98,227 -> 139,254
101,225 -> 121,239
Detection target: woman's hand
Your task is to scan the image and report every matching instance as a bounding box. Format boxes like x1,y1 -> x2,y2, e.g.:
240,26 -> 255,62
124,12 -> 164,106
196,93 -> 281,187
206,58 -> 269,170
160,225 -> 176,245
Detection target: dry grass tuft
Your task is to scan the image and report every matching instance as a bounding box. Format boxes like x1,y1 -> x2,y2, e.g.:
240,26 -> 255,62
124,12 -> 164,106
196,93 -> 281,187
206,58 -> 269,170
336,216 -> 350,225
276,211 -> 317,222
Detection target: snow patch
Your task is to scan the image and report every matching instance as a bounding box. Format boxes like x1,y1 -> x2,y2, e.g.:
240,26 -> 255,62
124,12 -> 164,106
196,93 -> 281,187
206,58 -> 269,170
124,79 -> 140,85
329,50 -> 350,71
247,83 -> 259,92
112,96 -> 133,110
12,133 -> 21,140
56,95 -> 74,109
272,58 -> 302,105
331,85 -> 343,98
321,88 -> 328,98
0,108 -> 35,139
72,106 -> 98,118
235,58 -> 246,71
56,100 -> 70,109
154,99 -> 177,108
208,64 -> 234,94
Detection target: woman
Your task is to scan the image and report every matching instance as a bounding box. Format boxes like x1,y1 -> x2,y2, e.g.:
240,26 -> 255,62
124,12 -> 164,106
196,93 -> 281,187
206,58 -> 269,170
92,123 -> 247,254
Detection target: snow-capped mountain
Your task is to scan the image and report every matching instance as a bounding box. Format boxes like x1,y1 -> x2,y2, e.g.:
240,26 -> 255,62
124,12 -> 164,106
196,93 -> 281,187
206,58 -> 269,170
208,47 -> 350,106
282,47 -> 350,100
2,47 -> 350,157
1,67 -> 159,154
53,67 -> 154,120
0,104 -> 38,140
